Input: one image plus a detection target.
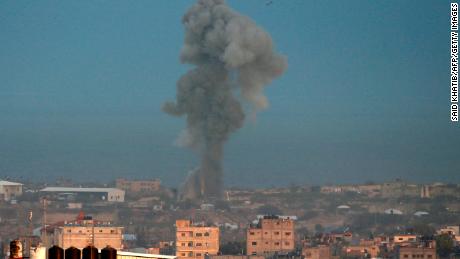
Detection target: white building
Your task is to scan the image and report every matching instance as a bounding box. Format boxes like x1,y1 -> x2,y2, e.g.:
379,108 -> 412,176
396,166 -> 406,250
40,187 -> 125,202
0,180 -> 23,201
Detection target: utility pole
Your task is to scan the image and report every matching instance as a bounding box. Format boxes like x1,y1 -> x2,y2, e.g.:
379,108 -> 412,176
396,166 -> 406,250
42,198 -> 47,248
27,210 -> 33,257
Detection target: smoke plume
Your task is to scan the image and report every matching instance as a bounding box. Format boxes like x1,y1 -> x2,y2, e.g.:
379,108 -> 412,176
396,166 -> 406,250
164,0 -> 287,200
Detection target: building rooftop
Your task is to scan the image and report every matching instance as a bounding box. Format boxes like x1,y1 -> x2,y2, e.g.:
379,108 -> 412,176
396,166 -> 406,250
0,180 -> 23,186
117,251 -> 176,259
256,215 -> 297,220
40,187 -> 124,193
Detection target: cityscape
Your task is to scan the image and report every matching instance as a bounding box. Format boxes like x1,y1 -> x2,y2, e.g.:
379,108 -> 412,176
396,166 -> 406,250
0,178 -> 460,258
0,0 -> 457,259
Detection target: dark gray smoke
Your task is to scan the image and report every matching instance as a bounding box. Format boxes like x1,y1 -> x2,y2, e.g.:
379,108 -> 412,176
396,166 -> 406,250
164,0 -> 287,200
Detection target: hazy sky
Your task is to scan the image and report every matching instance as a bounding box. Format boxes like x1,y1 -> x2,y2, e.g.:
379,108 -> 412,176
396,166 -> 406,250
0,0 -> 458,187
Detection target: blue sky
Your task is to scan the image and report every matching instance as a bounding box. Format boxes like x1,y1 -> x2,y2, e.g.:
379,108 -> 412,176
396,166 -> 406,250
0,0 -> 458,187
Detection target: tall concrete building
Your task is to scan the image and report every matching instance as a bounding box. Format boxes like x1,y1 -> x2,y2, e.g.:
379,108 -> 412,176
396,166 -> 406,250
175,220 -> 219,259
246,215 -> 295,256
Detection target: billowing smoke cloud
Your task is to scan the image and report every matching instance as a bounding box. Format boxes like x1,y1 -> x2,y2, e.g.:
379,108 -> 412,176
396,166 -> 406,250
164,0 -> 287,200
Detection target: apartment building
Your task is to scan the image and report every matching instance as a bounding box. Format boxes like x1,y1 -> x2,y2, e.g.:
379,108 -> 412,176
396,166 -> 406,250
246,215 -> 295,256
175,220 -> 219,259
53,213 -> 123,249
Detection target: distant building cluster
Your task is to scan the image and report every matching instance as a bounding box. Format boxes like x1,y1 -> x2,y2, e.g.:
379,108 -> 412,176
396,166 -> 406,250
2,177 -> 460,259
320,179 -> 460,200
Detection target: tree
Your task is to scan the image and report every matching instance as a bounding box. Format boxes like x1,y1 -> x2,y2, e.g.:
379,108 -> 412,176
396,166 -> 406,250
436,234 -> 454,257
220,241 -> 245,255
314,224 -> 324,234
407,223 -> 435,236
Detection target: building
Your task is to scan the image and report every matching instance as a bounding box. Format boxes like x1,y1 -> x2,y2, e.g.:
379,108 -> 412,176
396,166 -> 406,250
175,220 -> 219,259
420,185 -> 431,198
53,212 -> 123,249
343,245 -> 380,258
116,178 -> 161,194
438,225 -> 460,236
393,234 -> 418,244
0,180 -> 23,201
40,187 -> 125,202
117,251 -> 176,259
397,242 -> 437,259
302,246 -> 331,259
209,256 -> 265,259
246,215 -> 295,256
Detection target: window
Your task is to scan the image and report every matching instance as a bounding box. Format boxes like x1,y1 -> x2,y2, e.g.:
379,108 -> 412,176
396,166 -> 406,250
284,242 -> 290,246
181,243 -> 186,247
274,231 -> 280,235
274,242 -> 280,246
204,232 -> 209,236
285,232 -> 291,236
252,242 -> 257,246
250,232 -> 255,235
403,255 -> 408,258
181,233 -> 186,237
181,253 -> 186,257
111,230 -> 116,233
99,230 -> 103,233
196,243 -> 202,247
196,233 -> 202,237
196,254 -> 201,257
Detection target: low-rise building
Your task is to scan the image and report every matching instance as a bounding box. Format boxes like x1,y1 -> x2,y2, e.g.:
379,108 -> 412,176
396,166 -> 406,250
397,242 -> 437,259
175,220 -> 219,259
393,234 -> 418,244
116,178 -> 161,194
0,180 -> 23,201
302,246 -> 331,259
343,244 -> 380,258
246,215 -> 295,256
40,187 -> 125,202
438,225 -> 460,236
